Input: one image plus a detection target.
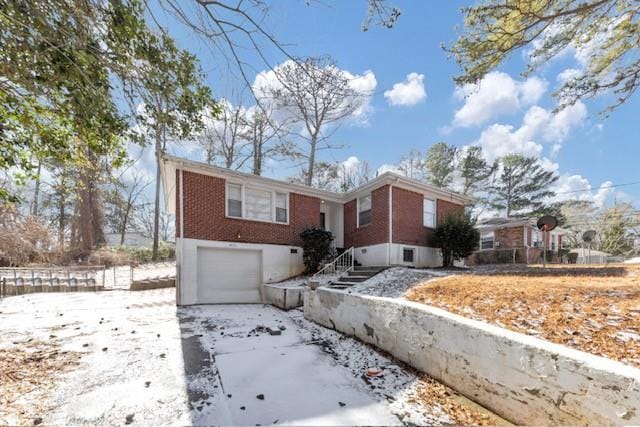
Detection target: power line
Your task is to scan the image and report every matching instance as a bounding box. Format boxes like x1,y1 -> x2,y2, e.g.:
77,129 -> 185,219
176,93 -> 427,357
554,180 -> 640,195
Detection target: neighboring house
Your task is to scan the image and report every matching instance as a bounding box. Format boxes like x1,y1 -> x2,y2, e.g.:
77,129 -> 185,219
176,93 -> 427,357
160,155 -> 471,305
105,232 -> 154,248
569,248 -> 612,264
467,217 -> 567,265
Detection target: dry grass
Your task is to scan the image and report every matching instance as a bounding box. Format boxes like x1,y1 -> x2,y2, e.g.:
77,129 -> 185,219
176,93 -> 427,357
0,340 -> 81,425
405,264 -> 640,368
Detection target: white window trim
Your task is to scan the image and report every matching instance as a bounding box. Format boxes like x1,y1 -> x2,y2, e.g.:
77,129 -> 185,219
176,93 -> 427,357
357,193 -> 372,228
479,231 -> 495,251
423,197 -> 436,229
225,181 -> 289,225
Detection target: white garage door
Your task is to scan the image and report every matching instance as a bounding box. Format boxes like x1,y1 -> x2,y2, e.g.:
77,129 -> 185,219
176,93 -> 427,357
196,247 -> 262,304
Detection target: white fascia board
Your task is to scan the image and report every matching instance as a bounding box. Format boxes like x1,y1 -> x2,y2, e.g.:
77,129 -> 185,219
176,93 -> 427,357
162,155 -> 473,206
160,156 -> 177,214
162,154 -> 343,203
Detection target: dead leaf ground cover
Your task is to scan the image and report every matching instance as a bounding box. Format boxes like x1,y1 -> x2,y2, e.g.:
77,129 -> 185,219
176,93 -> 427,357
0,340 -> 81,426
405,264 -> 640,368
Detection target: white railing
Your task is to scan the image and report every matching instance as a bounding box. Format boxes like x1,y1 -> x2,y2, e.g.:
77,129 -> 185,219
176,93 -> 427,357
312,247 -> 355,284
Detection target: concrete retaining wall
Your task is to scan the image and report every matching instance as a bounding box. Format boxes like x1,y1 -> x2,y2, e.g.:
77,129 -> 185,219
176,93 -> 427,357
264,284 -> 304,310
304,288 -> 640,425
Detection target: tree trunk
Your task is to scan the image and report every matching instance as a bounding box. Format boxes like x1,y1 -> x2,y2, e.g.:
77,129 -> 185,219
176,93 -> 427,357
58,189 -> 65,251
120,204 -> 131,246
31,160 -> 41,217
306,134 -> 317,186
152,130 -> 162,261
252,137 -> 262,175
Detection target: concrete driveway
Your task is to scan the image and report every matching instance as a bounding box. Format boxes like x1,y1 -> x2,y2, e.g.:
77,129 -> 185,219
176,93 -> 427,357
1,288 -> 497,426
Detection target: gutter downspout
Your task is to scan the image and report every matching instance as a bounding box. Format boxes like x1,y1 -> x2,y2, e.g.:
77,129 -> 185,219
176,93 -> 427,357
178,165 -> 185,305
388,183 -> 394,266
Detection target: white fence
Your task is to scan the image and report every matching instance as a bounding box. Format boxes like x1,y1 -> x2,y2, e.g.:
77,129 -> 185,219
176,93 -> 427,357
0,261 -> 176,297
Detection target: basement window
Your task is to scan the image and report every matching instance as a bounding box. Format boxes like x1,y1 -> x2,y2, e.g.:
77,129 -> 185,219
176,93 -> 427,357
403,248 -> 415,263
358,194 -> 372,227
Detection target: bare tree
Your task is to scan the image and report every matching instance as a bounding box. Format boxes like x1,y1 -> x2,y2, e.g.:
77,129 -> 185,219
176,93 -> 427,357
339,159 -> 370,192
244,105 -> 293,176
396,149 -> 427,181
136,203 -> 175,242
261,57 -> 369,186
198,101 -> 252,170
105,168 -> 150,246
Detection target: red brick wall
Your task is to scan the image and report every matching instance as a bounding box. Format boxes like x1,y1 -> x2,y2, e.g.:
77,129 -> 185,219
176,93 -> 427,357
176,170 -> 320,246
392,187 -> 429,246
495,226 -> 525,248
392,188 -> 465,247
344,185 -> 389,248
437,199 -> 465,225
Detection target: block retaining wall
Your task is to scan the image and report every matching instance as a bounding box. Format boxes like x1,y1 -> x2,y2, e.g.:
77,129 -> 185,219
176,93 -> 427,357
303,288 -> 640,425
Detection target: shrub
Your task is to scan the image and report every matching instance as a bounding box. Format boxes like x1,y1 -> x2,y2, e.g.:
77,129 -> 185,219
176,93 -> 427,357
433,213 -> 479,267
299,227 -> 334,273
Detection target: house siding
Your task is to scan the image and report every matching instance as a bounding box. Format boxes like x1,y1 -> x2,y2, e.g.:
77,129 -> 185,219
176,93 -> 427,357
344,185 -> 389,248
176,170 -> 320,246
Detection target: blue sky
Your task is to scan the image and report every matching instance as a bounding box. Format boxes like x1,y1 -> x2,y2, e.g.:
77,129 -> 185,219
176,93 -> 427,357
147,1 -> 639,207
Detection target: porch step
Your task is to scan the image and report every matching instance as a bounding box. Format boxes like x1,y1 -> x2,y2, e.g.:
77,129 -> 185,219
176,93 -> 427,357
353,265 -> 387,272
340,275 -> 369,282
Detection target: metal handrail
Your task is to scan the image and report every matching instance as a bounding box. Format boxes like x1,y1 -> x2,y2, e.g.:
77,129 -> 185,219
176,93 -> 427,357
312,247 -> 355,283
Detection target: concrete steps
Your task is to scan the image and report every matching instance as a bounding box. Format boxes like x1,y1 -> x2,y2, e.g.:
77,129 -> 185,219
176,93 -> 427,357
328,266 -> 387,289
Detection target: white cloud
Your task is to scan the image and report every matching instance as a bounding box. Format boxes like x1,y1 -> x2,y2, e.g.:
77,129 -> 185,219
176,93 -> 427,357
549,176 -> 616,209
253,60 -> 377,127
384,72 -> 426,106
452,72 -> 548,128
376,163 -> 401,175
473,100 -> 587,162
557,68 -> 583,82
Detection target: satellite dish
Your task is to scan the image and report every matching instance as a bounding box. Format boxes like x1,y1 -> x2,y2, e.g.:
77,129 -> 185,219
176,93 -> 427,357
582,230 -> 597,243
537,215 -> 558,232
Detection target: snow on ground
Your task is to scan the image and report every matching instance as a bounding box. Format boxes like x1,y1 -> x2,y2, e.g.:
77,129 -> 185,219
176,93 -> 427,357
349,267 -> 452,298
102,261 -> 176,289
267,275 -> 310,288
0,288 -> 481,426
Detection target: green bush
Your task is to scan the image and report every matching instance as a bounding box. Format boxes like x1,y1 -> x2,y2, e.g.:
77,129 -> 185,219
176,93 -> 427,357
433,213 -> 479,267
300,227 -> 334,273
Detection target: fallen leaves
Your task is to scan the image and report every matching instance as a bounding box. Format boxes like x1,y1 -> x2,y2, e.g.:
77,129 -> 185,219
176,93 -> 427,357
406,265 -> 640,368
0,340 -> 81,425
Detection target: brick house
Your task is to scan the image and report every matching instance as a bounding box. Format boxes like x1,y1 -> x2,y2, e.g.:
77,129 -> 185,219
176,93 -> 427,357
467,218 -> 567,265
160,155 -> 471,304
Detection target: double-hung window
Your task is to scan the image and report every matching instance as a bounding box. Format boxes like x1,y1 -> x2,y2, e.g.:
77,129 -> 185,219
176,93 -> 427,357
358,194 -> 372,227
227,183 -> 243,218
532,230 -> 543,247
423,198 -> 436,228
275,192 -> 288,223
480,231 -> 495,250
245,187 -> 272,221
226,182 -> 288,224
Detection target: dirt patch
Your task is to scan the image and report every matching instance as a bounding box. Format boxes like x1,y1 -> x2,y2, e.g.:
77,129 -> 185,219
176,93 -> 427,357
0,340 -> 81,425
405,265 -> 640,368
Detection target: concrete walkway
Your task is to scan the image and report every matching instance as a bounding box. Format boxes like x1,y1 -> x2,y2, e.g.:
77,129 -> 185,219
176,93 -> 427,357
0,289 -> 402,426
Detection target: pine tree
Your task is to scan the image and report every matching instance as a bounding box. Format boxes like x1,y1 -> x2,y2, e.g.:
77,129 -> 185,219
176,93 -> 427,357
425,142 -> 457,189
459,146 -> 496,195
491,154 -> 558,217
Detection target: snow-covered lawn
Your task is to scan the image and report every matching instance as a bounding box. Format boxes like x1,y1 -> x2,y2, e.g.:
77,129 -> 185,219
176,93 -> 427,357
349,267 -> 451,298
103,261 -> 176,289
0,288 -> 497,426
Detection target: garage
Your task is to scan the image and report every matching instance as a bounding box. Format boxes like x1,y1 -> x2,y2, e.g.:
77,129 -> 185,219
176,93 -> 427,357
196,247 -> 263,304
